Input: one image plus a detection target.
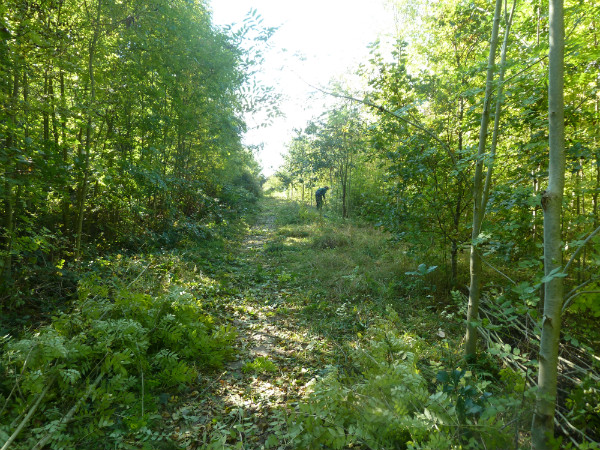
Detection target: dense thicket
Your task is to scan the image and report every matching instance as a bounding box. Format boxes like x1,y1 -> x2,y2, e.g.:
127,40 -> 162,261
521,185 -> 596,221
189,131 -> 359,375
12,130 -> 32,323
281,0 -> 599,285
276,0 -> 600,446
0,0 -> 265,311
0,1 -> 272,447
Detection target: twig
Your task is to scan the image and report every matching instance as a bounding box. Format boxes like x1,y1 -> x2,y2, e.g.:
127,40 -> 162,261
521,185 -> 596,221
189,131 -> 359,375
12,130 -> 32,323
562,290 -> 600,313
31,372 -> 104,450
479,254 -> 517,285
555,409 -> 595,444
564,225 -> 600,274
1,376 -> 55,450
565,279 -> 594,300
0,348 -> 34,418
515,366 -> 529,448
127,263 -> 153,288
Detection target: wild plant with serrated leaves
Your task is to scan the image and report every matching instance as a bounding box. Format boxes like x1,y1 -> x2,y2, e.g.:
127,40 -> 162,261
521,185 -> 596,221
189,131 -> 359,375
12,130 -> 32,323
0,271 -> 236,450
283,323 -> 515,450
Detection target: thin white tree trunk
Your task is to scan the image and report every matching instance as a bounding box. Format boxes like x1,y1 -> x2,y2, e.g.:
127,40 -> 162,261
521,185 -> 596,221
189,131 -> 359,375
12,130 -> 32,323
531,0 -> 565,447
482,0 -> 517,214
464,0 -> 503,359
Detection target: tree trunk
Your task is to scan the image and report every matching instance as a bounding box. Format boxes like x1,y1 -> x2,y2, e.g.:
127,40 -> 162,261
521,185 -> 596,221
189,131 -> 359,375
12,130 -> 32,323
531,0 -> 565,447
342,180 -> 347,218
465,0 -> 503,360
75,0 -> 102,260
59,71 -> 71,232
1,70 -> 20,284
43,71 -> 50,143
595,156 -> 599,229
594,81 -> 599,229
482,0 -> 516,214
451,240 -> 458,287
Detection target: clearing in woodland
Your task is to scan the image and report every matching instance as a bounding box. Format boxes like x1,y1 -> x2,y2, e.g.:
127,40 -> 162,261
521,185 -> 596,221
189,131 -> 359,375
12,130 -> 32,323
1,195 -> 565,450
168,196 -> 506,449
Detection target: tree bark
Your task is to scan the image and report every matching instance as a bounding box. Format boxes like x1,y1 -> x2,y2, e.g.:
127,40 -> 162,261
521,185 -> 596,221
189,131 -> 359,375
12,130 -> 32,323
465,0 -> 503,360
531,0 -> 565,447
75,0 -> 102,260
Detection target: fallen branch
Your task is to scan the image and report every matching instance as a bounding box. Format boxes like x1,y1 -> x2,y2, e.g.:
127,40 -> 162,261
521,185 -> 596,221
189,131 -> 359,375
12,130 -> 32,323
1,376 -> 55,450
31,372 -> 104,450
477,298 -> 599,449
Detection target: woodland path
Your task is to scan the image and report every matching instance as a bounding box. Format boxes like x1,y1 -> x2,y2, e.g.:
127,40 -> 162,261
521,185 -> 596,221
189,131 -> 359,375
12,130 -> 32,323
175,197 -> 334,449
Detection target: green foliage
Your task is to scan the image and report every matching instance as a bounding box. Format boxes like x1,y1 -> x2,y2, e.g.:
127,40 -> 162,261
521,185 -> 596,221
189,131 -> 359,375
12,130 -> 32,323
565,373 -> 600,441
0,0 -> 272,308
274,202 -> 319,226
567,283 -> 600,317
0,265 -> 236,449
283,327 -> 514,450
436,369 -> 491,425
242,357 -> 278,374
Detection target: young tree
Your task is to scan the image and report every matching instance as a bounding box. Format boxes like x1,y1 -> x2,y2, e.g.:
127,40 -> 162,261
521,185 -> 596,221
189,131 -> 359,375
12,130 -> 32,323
315,106 -> 365,218
464,0 -> 503,360
531,0 -> 566,447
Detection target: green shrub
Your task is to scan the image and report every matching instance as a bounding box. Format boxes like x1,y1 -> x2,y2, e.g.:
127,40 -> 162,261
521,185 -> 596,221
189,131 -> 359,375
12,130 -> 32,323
233,170 -> 263,199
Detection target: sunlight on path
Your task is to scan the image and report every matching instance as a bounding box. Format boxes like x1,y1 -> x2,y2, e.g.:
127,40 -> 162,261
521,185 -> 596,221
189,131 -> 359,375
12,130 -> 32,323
243,215 -> 276,251
177,198 -> 330,449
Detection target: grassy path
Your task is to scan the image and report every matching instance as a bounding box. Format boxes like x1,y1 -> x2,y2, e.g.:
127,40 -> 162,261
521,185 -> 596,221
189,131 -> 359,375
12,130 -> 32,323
169,196 -> 461,449
171,197 -> 339,449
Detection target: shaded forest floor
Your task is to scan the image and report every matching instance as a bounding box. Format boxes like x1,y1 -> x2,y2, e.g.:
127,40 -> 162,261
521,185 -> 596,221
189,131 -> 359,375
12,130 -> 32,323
3,194 -> 477,450
3,195 -> 597,449
165,195 -> 465,449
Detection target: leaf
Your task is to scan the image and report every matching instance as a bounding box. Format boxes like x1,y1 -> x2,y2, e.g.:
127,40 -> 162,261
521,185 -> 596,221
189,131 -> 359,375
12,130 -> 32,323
541,267 -> 567,283
436,371 -> 449,383
265,435 -> 279,448
405,264 -> 437,276
466,404 -> 484,415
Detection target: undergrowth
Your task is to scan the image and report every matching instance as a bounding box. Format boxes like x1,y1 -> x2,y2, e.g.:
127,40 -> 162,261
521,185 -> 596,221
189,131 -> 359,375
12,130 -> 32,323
0,245 -> 238,449
271,312 -> 520,450
3,197 -> 595,450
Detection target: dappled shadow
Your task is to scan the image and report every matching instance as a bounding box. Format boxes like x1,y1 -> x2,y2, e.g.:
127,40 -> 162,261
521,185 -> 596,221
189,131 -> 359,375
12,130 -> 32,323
169,196 -> 338,448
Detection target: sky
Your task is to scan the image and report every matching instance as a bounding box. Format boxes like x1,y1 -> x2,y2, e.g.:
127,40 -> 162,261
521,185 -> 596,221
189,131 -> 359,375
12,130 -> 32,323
209,0 -> 397,176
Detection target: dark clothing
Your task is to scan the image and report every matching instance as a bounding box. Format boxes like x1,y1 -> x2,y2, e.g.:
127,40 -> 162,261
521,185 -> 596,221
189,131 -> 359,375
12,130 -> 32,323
315,187 -> 329,209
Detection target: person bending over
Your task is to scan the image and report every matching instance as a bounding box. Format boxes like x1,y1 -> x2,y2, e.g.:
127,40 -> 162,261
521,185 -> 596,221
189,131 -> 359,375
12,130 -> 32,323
315,186 -> 329,210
